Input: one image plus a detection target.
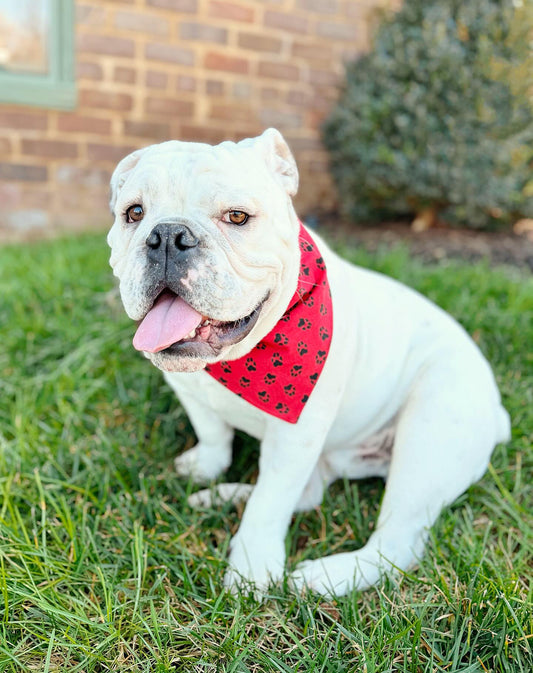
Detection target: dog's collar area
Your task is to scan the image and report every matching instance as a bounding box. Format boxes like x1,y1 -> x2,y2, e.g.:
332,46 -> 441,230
205,224 -> 333,423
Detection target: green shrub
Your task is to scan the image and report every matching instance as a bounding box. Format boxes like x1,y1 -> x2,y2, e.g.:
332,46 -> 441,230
323,0 -> 533,229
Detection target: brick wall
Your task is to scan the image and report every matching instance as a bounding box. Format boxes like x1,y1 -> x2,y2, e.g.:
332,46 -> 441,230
0,0 -> 398,241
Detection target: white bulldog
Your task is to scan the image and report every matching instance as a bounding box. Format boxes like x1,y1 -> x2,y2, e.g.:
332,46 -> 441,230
107,128 -> 510,597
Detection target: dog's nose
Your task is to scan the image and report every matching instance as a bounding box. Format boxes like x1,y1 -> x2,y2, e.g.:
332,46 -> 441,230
146,222 -> 199,253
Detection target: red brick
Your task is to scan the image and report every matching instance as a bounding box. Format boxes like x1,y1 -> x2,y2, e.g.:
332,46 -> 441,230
145,97 -> 195,117
80,89 -> 133,111
237,32 -> 282,53
145,43 -> 195,66
21,139 -> 78,159
77,61 -> 103,80
176,75 -> 196,91
147,0 -> 197,11
0,163 -> 48,181
56,165 -> 111,186
259,108 -> 303,129
124,120 -> 171,138
0,138 -> 11,154
205,52 -> 249,74
57,114 -> 112,135
87,144 -> 137,163
261,87 -> 281,101
146,70 -> 168,89
209,104 -> 255,123
284,136 -> 322,152
3,209 -> 49,231
309,159 -> 329,173
316,22 -> 357,40
18,187 -> 51,208
114,66 -> 136,84
114,10 -> 169,35
0,111 -> 47,130
258,61 -> 300,81
296,0 -> 338,12
292,41 -> 333,62
208,1 -> 255,22
233,82 -> 252,99
0,183 -> 21,208
78,33 -> 135,57
286,89 -> 313,107
179,22 -> 227,43
77,4 -> 107,25
0,184 -> 50,210
308,69 -> 340,86
264,11 -> 308,34
180,125 -> 229,144
346,4 -> 372,20
206,80 -> 224,96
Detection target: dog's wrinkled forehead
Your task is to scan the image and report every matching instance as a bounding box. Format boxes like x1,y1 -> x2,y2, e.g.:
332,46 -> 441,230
110,128 -> 298,215
118,149 -> 259,212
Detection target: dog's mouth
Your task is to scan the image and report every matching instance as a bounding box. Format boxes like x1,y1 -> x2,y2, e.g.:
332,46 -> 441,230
132,289 -> 266,357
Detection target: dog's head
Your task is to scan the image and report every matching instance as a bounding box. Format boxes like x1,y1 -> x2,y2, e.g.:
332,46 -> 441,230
107,129 -> 301,372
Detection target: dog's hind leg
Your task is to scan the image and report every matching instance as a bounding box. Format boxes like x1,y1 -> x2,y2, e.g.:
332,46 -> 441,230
290,352 -> 508,596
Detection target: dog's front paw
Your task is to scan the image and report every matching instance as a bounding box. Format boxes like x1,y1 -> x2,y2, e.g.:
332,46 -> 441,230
224,534 -> 285,599
174,443 -> 231,483
290,552 -> 381,598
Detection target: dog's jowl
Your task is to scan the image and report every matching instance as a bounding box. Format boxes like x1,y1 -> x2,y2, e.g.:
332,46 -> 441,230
107,128 -> 510,597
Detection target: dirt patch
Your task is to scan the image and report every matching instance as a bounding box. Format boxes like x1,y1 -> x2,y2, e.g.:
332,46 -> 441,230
320,218 -> 533,272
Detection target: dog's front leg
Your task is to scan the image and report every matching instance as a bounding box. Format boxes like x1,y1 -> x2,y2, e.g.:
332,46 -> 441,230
224,417 -> 328,596
173,393 -> 234,483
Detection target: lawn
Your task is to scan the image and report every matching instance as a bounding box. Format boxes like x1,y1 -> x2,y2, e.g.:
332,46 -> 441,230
0,231 -> 531,672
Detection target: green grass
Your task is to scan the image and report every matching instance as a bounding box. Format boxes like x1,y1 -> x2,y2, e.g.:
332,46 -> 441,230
0,232 -> 531,672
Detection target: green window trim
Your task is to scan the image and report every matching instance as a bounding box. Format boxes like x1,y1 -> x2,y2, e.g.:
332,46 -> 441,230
0,0 -> 76,110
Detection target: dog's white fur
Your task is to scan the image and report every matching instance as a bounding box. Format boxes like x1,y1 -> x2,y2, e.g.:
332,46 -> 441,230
108,129 -> 510,597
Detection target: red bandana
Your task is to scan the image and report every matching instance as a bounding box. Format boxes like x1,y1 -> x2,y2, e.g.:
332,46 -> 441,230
205,224 -> 333,423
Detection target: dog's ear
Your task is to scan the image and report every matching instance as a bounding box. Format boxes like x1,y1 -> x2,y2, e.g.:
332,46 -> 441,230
249,128 -> 299,197
109,147 -> 150,213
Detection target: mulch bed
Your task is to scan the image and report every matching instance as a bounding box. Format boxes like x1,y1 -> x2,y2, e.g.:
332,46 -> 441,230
320,218 -> 533,272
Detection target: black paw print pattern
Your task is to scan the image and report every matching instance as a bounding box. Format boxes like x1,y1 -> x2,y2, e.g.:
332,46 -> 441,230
299,238 -> 313,253
271,353 -> 283,367
298,317 -> 312,330
206,223 -> 332,424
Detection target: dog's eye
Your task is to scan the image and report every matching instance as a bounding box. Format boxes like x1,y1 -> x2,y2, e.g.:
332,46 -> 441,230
224,210 -> 249,226
126,204 -> 144,223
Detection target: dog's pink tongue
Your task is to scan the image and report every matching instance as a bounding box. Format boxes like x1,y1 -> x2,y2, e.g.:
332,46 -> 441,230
133,291 -> 203,353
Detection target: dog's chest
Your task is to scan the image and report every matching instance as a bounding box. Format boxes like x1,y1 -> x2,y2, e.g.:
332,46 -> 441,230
165,370 -> 268,439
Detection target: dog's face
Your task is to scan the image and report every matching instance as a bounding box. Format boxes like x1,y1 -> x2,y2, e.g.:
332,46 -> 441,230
108,129 -> 301,372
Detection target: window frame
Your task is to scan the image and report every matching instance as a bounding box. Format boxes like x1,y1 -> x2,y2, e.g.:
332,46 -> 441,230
0,0 -> 76,110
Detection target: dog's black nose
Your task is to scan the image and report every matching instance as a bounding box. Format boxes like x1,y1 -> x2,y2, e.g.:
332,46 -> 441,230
146,222 -> 199,253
